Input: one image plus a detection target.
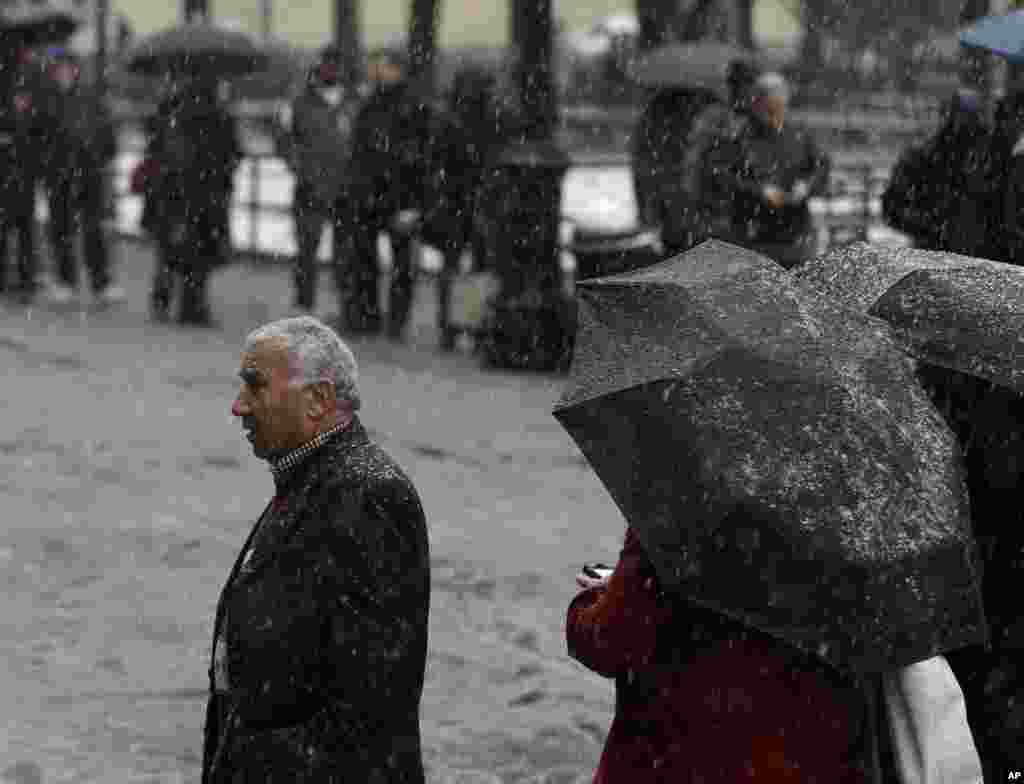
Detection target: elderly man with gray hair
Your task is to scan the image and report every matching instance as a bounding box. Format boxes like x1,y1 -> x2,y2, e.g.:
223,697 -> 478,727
202,316 -> 431,782
712,71 -> 831,269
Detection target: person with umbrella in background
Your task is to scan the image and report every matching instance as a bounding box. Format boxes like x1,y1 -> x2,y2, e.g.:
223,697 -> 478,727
40,46 -> 123,308
712,72 -> 829,269
881,90 -> 993,258
343,43 -> 435,340
122,20 -> 266,326
681,58 -> 761,252
272,43 -> 359,318
557,242 -> 987,783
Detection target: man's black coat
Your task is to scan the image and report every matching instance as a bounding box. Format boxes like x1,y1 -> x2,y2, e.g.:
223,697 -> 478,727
201,418 -> 431,783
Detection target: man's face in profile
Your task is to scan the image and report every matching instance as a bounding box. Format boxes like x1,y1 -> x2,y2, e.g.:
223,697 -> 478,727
232,337 -> 308,460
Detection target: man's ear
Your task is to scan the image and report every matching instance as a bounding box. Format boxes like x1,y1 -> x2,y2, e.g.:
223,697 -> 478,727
306,381 -> 335,420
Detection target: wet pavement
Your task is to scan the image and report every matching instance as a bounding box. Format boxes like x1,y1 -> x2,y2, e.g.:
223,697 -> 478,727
0,240 -> 625,783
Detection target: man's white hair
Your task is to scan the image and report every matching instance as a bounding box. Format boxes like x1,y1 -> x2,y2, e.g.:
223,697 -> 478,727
245,316 -> 361,410
754,71 -> 790,103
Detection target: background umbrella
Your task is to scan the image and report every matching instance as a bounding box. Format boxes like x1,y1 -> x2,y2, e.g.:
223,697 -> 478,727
120,21 -> 271,79
0,0 -> 85,48
553,240 -> 986,675
794,242 -> 1024,394
959,10 -> 1024,64
626,40 -> 751,93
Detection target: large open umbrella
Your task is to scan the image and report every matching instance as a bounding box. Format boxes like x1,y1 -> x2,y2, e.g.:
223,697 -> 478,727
0,0 -> 85,48
627,41 -> 751,93
794,242 -> 1024,395
120,21 -> 271,79
553,240 -> 986,675
960,10 -> 1024,64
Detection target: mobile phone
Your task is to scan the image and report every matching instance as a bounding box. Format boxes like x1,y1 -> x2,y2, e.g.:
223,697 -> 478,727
583,563 -> 614,580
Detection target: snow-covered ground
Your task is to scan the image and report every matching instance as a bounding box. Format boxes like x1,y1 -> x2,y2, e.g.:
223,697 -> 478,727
51,147 -> 906,274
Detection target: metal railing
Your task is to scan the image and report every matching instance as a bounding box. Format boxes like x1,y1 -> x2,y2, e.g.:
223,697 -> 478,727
104,139 -> 895,265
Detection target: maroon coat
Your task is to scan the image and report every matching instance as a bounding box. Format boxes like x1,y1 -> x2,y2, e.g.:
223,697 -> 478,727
566,528 -> 877,784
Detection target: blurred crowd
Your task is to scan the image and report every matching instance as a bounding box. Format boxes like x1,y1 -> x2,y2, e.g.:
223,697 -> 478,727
0,41 -> 122,307
129,42 -> 523,339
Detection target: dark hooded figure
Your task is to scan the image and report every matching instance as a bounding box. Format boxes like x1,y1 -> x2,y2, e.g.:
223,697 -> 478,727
991,90 -> 1024,265
630,86 -> 717,244
145,73 -> 241,326
0,41 -> 47,302
881,90 -> 993,258
419,66 -> 507,351
342,45 -> 435,340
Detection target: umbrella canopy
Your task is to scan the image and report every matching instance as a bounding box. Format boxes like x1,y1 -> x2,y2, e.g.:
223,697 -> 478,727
960,10 -> 1024,64
0,0 -> 85,48
120,22 -> 271,79
553,240 -> 987,675
794,242 -> 1024,394
627,41 -> 751,93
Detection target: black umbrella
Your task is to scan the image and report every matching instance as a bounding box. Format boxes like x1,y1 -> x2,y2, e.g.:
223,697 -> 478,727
0,0 -> 84,48
553,240 -> 986,675
626,41 -> 751,93
121,22 -> 271,79
794,242 -> 1024,395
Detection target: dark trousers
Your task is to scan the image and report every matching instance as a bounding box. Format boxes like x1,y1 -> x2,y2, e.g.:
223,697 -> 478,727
47,172 -> 110,293
0,208 -> 36,295
342,211 -> 415,337
292,184 -> 335,311
152,198 -> 225,323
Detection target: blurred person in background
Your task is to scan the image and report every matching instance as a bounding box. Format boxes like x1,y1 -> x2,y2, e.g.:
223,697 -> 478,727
0,42 -> 47,303
272,43 -> 359,317
41,47 -> 122,307
881,89 -> 993,258
419,65 -> 507,352
991,91 -> 1024,266
682,59 -> 761,253
144,72 -> 241,326
713,71 -> 829,269
343,43 -> 435,340
630,86 -> 717,246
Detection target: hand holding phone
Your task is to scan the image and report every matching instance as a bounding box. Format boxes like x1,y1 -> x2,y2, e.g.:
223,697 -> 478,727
577,562 -> 613,590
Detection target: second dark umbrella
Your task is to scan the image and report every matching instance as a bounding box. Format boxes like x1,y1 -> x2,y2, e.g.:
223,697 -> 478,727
794,242 -> 1024,395
120,21 -> 271,79
553,240 -> 987,675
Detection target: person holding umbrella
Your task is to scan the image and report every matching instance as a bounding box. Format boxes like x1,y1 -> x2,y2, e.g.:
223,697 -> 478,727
557,242 -> 987,782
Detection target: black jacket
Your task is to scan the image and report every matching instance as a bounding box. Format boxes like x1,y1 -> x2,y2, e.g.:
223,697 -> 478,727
347,81 -> 436,219
42,81 -> 118,189
201,419 -> 431,783
721,117 -> 830,245
0,53 -> 50,208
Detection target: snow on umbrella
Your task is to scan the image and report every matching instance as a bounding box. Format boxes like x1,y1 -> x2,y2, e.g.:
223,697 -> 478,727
553,240 -> 987,675
626,41 -> 750,93
0,0 -> 86,47
960,10 -> 1024,64
120,21 -> 271,79
794,242 -> 1024,394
